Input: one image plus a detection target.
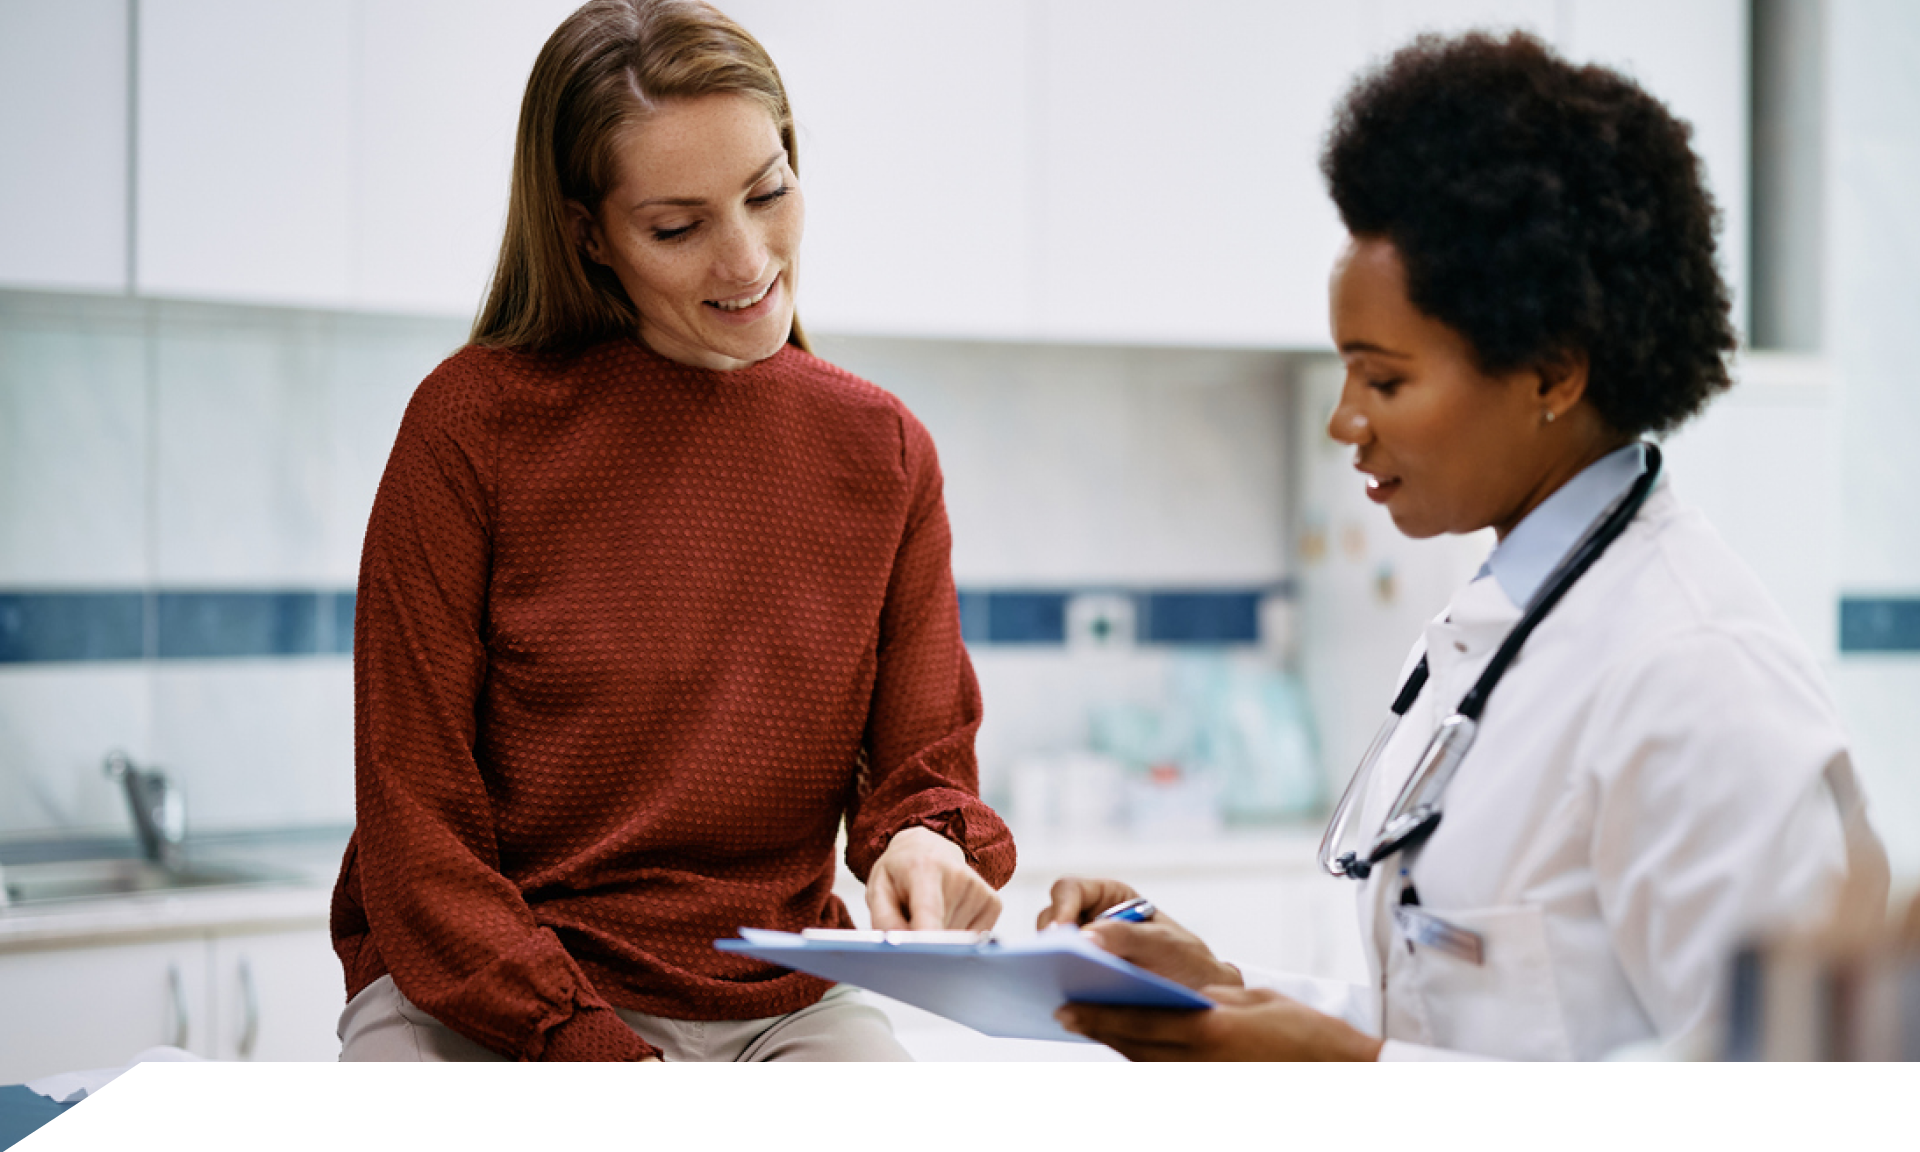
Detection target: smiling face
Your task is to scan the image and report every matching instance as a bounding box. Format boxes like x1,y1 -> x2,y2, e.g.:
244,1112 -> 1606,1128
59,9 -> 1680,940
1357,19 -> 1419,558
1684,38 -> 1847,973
1326,236 -> 1609,541
574,93 -> 802,371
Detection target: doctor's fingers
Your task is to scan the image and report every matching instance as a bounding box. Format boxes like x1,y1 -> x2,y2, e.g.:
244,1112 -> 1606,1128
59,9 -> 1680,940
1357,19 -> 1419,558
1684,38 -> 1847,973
1055,1003 -> 1214,1061
1083,918 -> 1239,992
1035,876 -> 1142,930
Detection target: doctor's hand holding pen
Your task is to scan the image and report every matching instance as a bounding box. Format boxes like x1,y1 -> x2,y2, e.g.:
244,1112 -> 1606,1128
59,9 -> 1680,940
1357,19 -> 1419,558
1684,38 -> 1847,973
1039,877 -> 1384,1061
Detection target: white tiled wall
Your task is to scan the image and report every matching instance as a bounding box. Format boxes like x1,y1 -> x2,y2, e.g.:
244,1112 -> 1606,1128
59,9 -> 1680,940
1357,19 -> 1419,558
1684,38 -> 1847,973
0,665 -> 150,831
811,336 -> 1292,586
1829,0 -> 1920,879
796,335 -> 1301,832
2,304 -> 1296,841
0,292 -> 463,837
0,297 -> 148,585
152,314 -> 334,585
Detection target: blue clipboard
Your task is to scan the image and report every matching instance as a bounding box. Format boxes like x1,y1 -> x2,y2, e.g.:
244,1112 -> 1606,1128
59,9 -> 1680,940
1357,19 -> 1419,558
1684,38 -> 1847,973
715,928 -> 1212,1043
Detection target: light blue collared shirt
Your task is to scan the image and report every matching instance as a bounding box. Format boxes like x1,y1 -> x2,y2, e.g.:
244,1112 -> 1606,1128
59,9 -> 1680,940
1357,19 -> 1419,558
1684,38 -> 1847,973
1478,442 -> 1649,608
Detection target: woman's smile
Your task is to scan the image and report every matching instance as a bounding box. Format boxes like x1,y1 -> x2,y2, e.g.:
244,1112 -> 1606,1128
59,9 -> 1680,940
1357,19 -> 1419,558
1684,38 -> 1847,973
710,276 -> 775,312
576,93 -> 804,371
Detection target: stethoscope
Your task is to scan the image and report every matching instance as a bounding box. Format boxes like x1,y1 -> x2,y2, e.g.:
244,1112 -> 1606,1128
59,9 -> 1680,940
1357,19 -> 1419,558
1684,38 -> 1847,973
1317,442 -> 1664,882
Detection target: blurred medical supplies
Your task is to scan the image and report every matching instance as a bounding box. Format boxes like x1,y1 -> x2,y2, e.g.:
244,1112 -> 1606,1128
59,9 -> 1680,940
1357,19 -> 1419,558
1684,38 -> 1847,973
1723,801 -> 1908,1060
1008,657 -> 1320,838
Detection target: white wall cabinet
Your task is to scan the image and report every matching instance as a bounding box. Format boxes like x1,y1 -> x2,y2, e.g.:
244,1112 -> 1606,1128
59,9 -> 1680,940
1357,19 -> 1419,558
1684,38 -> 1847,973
136,0 -> 357,308
732,0 -> 1039,342
134,0 -> 575,315
730,0 -> 1748,348
205,925 -> 344,1062
0,0 -> 130,294
0,937 -> 208,1083
0,921 -> 338,1082
4,0 -> 1749,339
351,0 -> 580,317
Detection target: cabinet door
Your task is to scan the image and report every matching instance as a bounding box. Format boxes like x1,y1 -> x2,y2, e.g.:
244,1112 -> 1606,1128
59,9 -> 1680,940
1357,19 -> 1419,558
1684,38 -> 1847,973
207,925 -> 343,1061
1564,0 -> 1750,333
726,0 -> 1039,341
0,938 -> 210,1083
1033,0 -> 1365,347
0,0 -> 130,293
352,0 -> 580,317
136,0 -> 354,307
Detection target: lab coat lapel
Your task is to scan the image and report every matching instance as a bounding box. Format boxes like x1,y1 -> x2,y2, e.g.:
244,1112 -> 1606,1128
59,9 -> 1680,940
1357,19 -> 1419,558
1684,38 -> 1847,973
1362,575 -> 1522,1042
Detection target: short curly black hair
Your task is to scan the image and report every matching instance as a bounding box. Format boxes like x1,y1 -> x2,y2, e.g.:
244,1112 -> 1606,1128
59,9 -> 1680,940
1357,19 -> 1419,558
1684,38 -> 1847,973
1321,31 -> 1736,436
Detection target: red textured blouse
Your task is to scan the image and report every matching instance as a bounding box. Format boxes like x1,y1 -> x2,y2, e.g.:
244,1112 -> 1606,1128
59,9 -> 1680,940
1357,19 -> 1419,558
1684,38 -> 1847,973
329,338 -> 1015,1061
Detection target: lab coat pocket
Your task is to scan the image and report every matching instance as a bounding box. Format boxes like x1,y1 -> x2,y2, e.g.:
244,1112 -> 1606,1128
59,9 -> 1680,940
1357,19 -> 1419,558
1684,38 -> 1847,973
1401,903 -> 1574,1061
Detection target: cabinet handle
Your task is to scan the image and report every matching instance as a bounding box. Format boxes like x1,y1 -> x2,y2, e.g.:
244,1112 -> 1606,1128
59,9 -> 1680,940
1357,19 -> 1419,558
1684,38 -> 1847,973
166,962 -> 189,1050
237,956 -> 260,1060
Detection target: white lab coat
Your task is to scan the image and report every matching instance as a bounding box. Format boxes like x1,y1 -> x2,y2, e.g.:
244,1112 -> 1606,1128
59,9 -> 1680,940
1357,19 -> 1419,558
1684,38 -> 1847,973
1248,481 -> 1888,1059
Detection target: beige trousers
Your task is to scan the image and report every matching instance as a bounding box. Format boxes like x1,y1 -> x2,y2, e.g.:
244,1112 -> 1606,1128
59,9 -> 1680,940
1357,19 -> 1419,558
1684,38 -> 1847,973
337,975 -> 910,1062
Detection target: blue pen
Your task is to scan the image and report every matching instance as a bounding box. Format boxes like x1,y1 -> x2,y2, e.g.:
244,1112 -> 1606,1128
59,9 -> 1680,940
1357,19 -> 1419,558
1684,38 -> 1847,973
1095,897 -> 1156,923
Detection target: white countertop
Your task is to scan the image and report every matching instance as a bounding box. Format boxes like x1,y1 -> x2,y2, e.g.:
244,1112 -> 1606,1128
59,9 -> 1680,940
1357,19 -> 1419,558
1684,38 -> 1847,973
0,830 -> 346,953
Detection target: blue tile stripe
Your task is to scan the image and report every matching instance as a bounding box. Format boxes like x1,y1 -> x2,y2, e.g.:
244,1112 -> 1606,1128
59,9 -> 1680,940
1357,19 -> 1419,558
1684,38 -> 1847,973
0,591 -> 355,664
959,590 -> 1071,644
11,588 -> 1913,661
1839,596 -> 1920,654
0,584 -> 1305,664
156,592 -> 323,659
0,592 -> 144,662
957,585 -> 1289,646
1139,591 -> 1263,644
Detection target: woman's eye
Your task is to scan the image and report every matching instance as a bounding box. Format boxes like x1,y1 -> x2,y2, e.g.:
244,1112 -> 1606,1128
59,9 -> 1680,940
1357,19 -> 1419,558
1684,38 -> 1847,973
749,184 -> 792,207
1368,377 -> 1403,396
652,222 -> 697,242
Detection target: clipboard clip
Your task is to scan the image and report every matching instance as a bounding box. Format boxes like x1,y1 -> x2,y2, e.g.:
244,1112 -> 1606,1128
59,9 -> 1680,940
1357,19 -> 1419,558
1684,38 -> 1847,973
799,928 -> 995,946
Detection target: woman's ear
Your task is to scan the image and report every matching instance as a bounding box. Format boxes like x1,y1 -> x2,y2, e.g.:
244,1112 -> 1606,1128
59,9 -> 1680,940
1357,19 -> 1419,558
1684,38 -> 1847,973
566,201 -> 605,266
1534,347 -> 1591,421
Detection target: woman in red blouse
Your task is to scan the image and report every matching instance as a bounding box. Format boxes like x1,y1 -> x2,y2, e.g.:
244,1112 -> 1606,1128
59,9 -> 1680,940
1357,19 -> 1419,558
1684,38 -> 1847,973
332,0 -> 1015,1062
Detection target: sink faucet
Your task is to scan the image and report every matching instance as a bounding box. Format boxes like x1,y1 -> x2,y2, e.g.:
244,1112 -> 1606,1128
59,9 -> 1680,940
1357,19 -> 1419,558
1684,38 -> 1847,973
104,752 -> 186,871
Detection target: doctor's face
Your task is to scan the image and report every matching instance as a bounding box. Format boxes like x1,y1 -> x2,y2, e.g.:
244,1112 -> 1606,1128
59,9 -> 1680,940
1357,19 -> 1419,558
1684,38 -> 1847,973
1326,237 -> 1566,541
575,93 -> 803,371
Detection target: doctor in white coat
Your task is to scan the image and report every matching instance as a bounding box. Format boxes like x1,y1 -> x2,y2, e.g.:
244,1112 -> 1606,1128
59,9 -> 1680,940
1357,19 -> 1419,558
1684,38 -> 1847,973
1043,31 -> 1888,1061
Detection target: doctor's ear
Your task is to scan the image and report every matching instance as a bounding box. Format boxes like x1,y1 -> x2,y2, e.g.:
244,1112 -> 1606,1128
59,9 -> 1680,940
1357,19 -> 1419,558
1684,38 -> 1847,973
567,201 -> 606,267
1533,347 -> 1591,416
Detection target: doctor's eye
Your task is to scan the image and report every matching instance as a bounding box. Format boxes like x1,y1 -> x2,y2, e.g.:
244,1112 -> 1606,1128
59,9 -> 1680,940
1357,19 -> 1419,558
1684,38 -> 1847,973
1367,377 -> 1404,396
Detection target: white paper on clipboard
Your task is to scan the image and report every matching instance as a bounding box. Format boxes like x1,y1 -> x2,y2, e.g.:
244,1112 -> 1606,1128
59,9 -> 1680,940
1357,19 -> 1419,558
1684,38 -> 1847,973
714,927 -> 1212,1043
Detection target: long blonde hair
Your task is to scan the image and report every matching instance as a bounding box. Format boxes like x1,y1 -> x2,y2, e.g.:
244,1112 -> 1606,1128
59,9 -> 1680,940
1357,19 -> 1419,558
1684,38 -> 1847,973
472,0 -> 809,352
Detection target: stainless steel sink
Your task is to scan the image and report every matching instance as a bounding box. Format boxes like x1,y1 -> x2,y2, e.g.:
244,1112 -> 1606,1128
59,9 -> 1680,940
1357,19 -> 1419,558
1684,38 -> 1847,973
0,856 -> 293,907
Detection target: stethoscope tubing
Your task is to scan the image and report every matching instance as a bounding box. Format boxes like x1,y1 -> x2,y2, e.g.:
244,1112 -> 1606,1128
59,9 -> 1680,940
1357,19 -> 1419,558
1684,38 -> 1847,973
1318,442 -> 1665,881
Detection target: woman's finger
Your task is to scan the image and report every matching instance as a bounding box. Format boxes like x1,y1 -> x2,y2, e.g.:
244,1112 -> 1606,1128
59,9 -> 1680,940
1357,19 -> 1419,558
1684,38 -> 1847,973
904,860 -> 950,929
865,864 -> 907,930
956,867 -> 1013,933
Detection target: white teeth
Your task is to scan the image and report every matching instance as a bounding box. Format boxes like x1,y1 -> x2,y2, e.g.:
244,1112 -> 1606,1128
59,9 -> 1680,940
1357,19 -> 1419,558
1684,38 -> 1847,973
711,280 -> 774,311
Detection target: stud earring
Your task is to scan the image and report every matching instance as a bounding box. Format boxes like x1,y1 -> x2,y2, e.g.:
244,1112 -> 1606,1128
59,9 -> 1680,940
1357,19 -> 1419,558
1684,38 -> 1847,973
1543,410 -> 1557,425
